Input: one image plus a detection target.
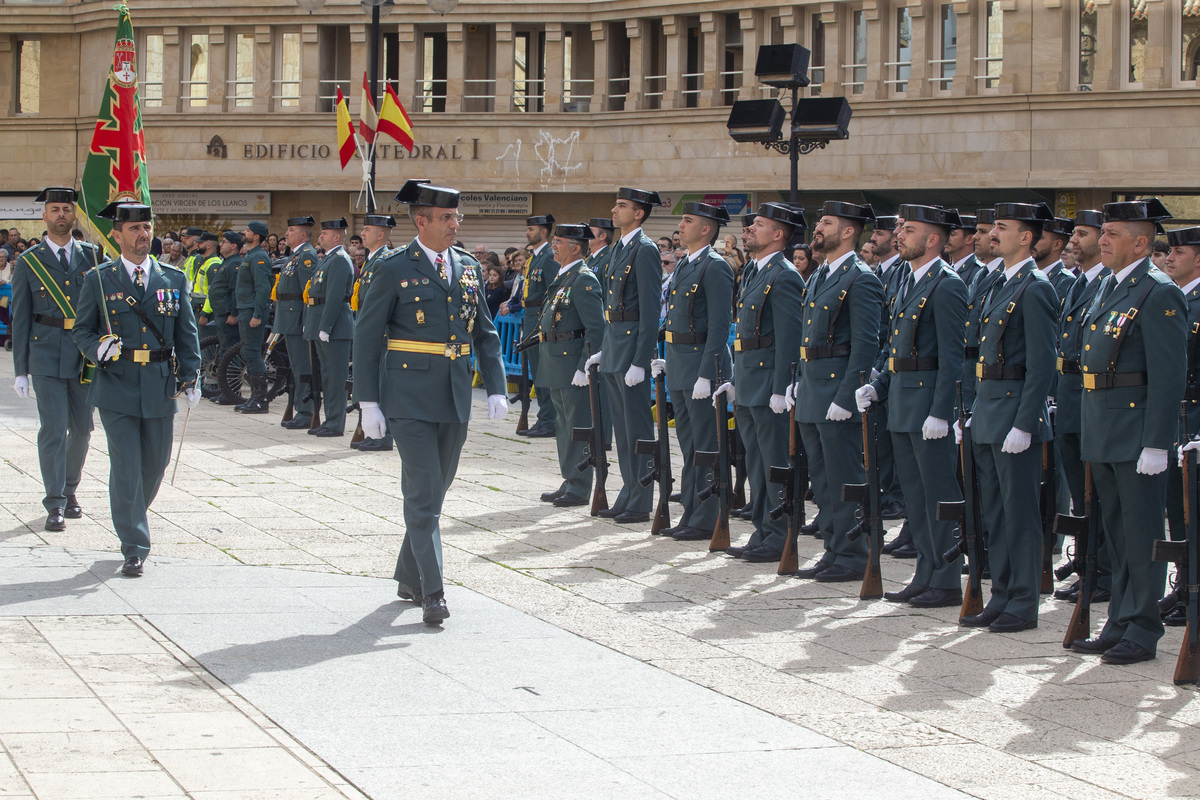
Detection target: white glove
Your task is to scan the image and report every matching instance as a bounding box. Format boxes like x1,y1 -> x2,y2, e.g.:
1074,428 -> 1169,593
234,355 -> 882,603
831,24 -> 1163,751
318,330 -> 330,343
184,387 -> 202,409
97,337 -> 121,362
855,384 -> 878,412
650,358 -> 666,378
713,381 -> 735,407
785,381 -> 797,411
625,365 -> 645,387
1137,447 -> 1168,476
769,394 -> 788,414
1001,427 -> 1032,454
360,401 -> 387,439
870,368 -> 879,381
826,402 -> 853,422
1047,402 -> 1057,423
1180,439 -> 1200,462
585,351 -> 602,370
691,377 -> 711,399
13,375 -> 30,398
922,416 -> 949,440
571,370 -> 589,387
488,393 -> 508,420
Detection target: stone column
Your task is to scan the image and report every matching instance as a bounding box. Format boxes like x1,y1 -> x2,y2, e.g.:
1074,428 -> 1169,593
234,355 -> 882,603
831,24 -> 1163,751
208,26 -> 227,110
662,16 -> 682,109
819,6 -> 841,97
951,1 -> 975,97
445,23 -> 464,112
626,18 -> 645,109
904,1 -> 931,99
163,27 -> 181,113
1032,0 -> 1071,92
739,9 -> 761,100
350,24 -> 368,114
863,0 -> 885,100
698,12 -> 722,108
395,23 -> 417,109
545,23 -> 565,110
1142,0 -> 1169,89
589,21 -> 608,111
998,0 -> 1026,94
300,24 -> 319,113
495,23 -> 515,113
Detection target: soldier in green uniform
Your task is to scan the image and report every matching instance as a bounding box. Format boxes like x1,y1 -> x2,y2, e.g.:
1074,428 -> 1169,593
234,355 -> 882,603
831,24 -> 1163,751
533,223 -> 606,506
201,230 -> 242,359
585,187 -> 664,524
354,180 -> 508,624
1073,199 -> 1185,664
304,218 -> 355,437
586,217 -> 615,275
274,216 -> 318,428
512,213 -> 558,438
1035,218 -> 1078,303
949,212 -> 983,288
351,214 -> 397,452
788,202 -> 884,578
650,202 -> 734,541
9,187 -> 98,531
857,205 -> 968,606
958,202 -> 1058,633
235,220 -> 274,414
72,202 -> 202,577
961,208 -> 1005,414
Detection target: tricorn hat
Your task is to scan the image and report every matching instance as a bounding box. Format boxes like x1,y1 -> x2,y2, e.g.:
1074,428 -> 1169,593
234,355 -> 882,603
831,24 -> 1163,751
757,202 -> 807,232
1103,198 -> 1173,233
395,179 -> 460,208
954,212 -> 977,231
994,202 -> 1055,223
1074,209 -> 1104,230
821,201 -> 875,225
898,204 -> 955,231
287,215 -> 316,227
1167,226 -> 1200,248
588,217 -> 616,231
363,214 -> 397,228
554,223 -> 595,241
681,202 -> 732,225
526,213 -> 556,228
616,187 -> 662,207
320,217 -> 349,230
976,208 -> 996,225
1045,217 -> 1075,237
96,202 -> 153,223
35,187 -> 78,204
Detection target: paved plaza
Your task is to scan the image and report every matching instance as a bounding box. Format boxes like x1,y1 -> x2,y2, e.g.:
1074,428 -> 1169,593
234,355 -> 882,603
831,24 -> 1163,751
0,356 -> 1198,799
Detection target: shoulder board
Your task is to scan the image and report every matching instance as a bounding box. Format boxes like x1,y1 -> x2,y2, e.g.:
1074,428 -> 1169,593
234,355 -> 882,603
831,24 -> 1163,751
159,262 -> 184,274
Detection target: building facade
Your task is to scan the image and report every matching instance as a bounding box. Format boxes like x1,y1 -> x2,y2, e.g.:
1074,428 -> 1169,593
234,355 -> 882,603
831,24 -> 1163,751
3,0 -> 1200,244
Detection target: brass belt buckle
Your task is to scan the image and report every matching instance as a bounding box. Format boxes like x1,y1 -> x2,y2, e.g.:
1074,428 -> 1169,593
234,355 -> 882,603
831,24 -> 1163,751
62,318 -> 75,330
888,357 -> 896,372
734,339 -> 743,352
1056,356 -> 1065,373
664,331 -> 674,344
134,349 -> 151,364
1083,373 -> 1096,390
975,362 -> 984,378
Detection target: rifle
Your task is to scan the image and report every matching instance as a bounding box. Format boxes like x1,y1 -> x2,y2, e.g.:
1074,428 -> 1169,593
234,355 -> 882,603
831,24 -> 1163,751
1039,434 -> 1058,594
347,378 -> 365,444
1054,462 -> 1098,649
304,339 -> 323,430
636,371 -> 673,533
278,335 -> 295,422
937,381 -> 986,620
571,345 -> 609,515
1153,402 -> 1200,685
769,362 -> 805,574
730,425 -> 748,509
695,354 -> 731,552
513,331 -> 537,434
843,371 -> 884,599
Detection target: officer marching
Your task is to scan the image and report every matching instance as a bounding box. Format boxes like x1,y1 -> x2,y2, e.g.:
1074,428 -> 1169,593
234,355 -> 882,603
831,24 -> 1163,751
304,218 -> 355,437
9,187 -> 98,531
533,223 -> 606,507
351,213 -> 398,452
353,180 -> 509,625
274,216 -> 318,427
651,202 -> 734,541
512,212 -> 558,438
71,201 -> 202,577
234,220 -> 274,414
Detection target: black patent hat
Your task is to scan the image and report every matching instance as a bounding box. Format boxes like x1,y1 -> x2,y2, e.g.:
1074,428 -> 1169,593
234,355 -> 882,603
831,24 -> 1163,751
363,215 -> 396,228
616,187 -> 662,207
1074,209 -> 1104,229
1103,199 -> 1172,234
874,215 -> 899,230
821,201 -> 875,224
1167,226 -> 1200,248
96,202 -> 152,223
35,187 -> 77,204
588,217 -> 616,231
976,208 -> 996,225
757,202 -> 807,231
955,212 -> 977,230
320,217 -> 348,230
898,204 -> 955,231
994,202 -> 1054,223
554,223 -> 595,241
742,213 -> 757,228
287,215 -> 316,227
1045,217 -> 1075,237
681,202 -> 731,225
395,179 -> 460,208
526,213 -> 556,228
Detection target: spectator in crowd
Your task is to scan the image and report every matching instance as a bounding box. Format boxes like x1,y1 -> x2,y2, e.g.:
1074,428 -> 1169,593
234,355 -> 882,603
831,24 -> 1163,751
473,243 -> 490,261
0,230 -> 14,261
859,242 -> 877,267
1151,238 -> 1169,269
502,247 -> 521,288
266,233 -> 281,258
71,229 -> 84,243
1061,241 -> 1079,273
484,264 -> 507,318
671,231 -> 682,249
657,236 -> 672,253
792,242 -> 817,282
659,250 -> 676,323
718,233 -> 744,270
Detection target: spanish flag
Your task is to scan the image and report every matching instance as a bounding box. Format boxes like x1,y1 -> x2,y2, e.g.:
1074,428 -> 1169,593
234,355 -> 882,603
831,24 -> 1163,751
335,87 -> 356,169
359,72 -> 378,145
378,83 -> 415,153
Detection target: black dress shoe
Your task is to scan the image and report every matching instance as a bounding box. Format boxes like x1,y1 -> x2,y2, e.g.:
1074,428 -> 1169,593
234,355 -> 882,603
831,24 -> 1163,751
655,524 -> 684,537
909,588 -> 963,608
1071,636 -> 1120,654
525,425 -> 556,438
737,503 -> 753,517
960,608 -> 1002,628
44,510 -> 65,532
882,525 -> 911,554
884,584 -> 929,603
356,438 -> 393,452
988,612 -> 1037,633
725,546 -> 749,558
796,561 -> 831,579
1054,579 -> 1081,601
396,583 -> 423,605
553,493 -> 587,508
801,522 -> 822,539
880,500 -> 906,520
311,426 -> 344,438
1163,605 -> 1188,627
596,508 -> 625,519
742,545 -> 784,563
614,511 -> 650,524
540,489 -> 566,502
672,527 -> 710,541
1100,639 -> 1155,665
890,542 -> 918,559
281,417 -> 311,429
1159,589 -> 1183,615
122,556 -> 144,577
64,498 -> 82,519
669,492 -> 682,503
422,592 -> 450,625
815,564 -> 865,582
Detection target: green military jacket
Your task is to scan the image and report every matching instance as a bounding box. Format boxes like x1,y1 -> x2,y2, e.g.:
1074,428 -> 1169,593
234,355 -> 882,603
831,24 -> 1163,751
72,258 -> 202,419
584,244 -> 612,286
732,250 -> 805,408
1182,279 -> 1200,438
662,244 -> 734,391
236,245 -> 272,320
534,259 -> 605,389
1042,261 -> 1076,306
10,239 -> 100,379
517,243 -> 556,325
961,261 -> 1004,409
353,238 -> 506,423
956,254 -> 984,289
354,245 -> 396,316
1054,267 -> 1108,436
274,242 -> 317,336
598,230 -> 662,374
303,245 -> 354,341
871,259 -> 968,432
1079,259 -> 1186,461
794,252 -> 883,422
205,254 -> 240,318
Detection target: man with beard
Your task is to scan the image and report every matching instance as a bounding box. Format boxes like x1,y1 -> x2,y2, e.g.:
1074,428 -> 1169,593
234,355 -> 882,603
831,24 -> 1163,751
961,208 -> 1005,412
948,212 -> 983,288
787,202 -> 884,580
201,230 -> 242,361
512,212 -> 558,438
869,214 -> 907,524
857,205 -> 967,606
1034,217 -> 1078,303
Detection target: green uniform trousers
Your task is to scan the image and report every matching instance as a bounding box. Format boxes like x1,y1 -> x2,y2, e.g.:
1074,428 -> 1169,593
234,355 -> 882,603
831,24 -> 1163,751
316,339 -> 350,434
891,430 -> 962,590
390,417 -> 469,597
523,319 -> 556,430
549,385 -> 592,498
284,334 -> 313,425
1058,431 -> 1113,591
975,443 -> 1042,622
603,373 -> 654,514
736,404 -> 790,552
216,319 -> 240,358
237,311 -> 267,374
31,375 -> 94,513
799,420 -> 868,571
875,405 -> 903,506
673,391 -> 719,533
98,409 -> 173,559
1092,460 -> 1169,652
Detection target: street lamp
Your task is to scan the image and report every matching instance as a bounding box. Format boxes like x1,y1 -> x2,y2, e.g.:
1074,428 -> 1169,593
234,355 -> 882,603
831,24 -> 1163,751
726,44 -> 852,204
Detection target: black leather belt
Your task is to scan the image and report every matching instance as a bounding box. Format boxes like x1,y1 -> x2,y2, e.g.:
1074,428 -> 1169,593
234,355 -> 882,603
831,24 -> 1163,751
665,331 -> 705,345
1082,371 -> 1147,390
306,297 -> 326,306
34,314 -> 72,330
976,363 -> 1026,380
524,299 -> 543,309
800,344 -> 848,360
606,310 -> 639,322
889,357 -> 938,372
118,347 -> 172,364
277,292 -> 303,301
1057,356 -> 1081,375
540,331 -> 585,343
965,346 -> 980,360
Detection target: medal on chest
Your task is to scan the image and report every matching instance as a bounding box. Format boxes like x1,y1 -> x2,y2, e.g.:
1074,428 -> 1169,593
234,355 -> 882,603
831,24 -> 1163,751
458,268 -> 480,333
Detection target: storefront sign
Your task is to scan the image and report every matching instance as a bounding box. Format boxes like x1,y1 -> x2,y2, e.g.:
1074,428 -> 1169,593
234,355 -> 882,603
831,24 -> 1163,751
0,196 -> 41,220
365,191 -> 531,216
239,139 -> 480,161
671,193 -> 752,217
153,191 -> 271,215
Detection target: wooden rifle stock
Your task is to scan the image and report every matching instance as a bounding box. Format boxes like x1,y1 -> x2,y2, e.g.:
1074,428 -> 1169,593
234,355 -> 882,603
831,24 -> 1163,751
346,378 -> 365,444
1170,402 -> 1200,684
514,331 -> 533,434
708,354 -> 731,551
773,362 -> 802,574
1056,462 -> 1095,648
306,339 -> 322,431
852,370 -> 884,600
940,382 -> 985,619
648,373 -> 673,533
1040,438 -> 1057,594
570,350 -> 609,515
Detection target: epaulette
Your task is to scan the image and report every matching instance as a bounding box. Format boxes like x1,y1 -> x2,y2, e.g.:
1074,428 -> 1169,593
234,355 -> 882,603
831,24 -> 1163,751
159,262 -> 184,274
451,245 -> 479,264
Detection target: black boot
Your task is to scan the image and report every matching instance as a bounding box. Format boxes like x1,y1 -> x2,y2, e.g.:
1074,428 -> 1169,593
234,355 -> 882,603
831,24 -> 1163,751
240,374 -> 271,415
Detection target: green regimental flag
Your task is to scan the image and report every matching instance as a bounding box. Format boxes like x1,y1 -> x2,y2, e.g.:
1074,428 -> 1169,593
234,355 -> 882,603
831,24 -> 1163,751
78,3 -> 151,258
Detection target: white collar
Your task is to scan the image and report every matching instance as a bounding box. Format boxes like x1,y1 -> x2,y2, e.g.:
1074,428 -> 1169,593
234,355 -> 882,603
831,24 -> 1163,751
533,241 -> 549,256
46,239 -> 74,261
415,238 -> 449,268
1002,257 -> 1034,282
556,258 -> 583,279
826,250 -> 855,272
1181,275 -> 1200,296
120,254 -> 152,282
909,255 -> 940,285
951,254 -> 972,271
878,253 -> 901,273
368,246 -> 387,260
1082,262 -> 1105,283
986,256 -> 1004,273
1040,259 -> 1064,274
1112,258 -> 1145,286
620,227 -> 643,247
685,245 -> 709,262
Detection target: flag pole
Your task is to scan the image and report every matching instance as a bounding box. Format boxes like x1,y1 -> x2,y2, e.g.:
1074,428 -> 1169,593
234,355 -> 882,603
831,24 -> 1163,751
366,1 -> 381,214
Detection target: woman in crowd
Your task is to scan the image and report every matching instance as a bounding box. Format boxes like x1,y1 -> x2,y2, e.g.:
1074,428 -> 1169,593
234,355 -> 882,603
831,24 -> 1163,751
792,243 -> 817,282
484,264 -> 508,319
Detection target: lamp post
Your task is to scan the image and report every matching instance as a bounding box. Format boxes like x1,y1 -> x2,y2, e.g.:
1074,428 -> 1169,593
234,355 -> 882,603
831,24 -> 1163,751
726,44 -> 852,205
